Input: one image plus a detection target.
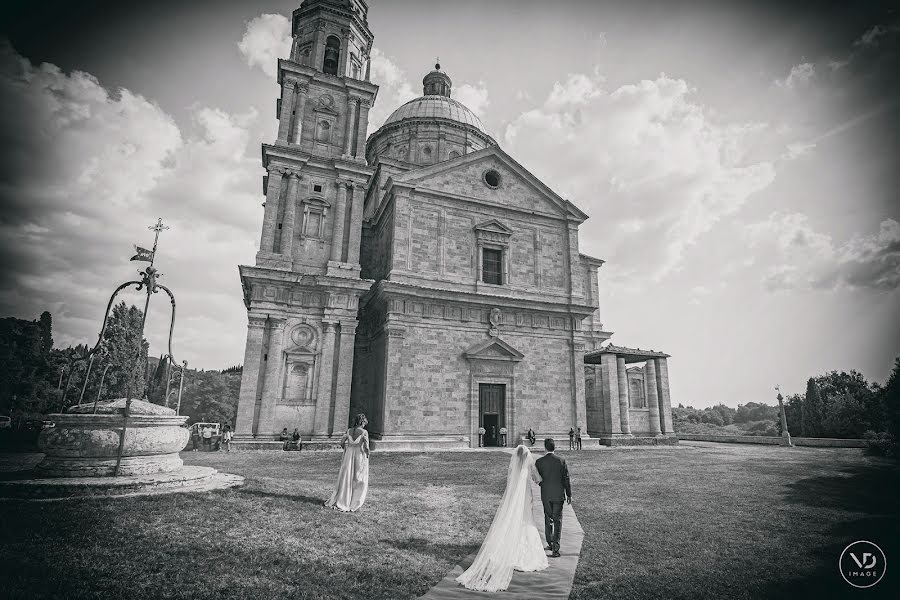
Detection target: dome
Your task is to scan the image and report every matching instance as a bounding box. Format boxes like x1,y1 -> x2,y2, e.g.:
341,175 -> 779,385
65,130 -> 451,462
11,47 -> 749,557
381,95 -> 489,136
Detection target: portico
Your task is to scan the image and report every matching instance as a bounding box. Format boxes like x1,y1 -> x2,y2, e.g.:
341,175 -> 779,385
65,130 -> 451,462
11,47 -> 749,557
584,345 -> 678,446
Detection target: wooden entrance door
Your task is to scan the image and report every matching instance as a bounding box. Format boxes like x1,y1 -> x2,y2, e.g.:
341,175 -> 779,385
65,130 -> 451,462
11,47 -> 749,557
479,383 -> 506,447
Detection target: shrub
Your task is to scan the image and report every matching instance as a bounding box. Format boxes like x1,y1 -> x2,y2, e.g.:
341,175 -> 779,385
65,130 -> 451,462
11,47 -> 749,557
864,430 -> 896,457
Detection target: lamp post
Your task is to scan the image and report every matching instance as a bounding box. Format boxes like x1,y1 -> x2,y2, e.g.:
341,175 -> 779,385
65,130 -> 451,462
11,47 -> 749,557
775,385 -> 793,447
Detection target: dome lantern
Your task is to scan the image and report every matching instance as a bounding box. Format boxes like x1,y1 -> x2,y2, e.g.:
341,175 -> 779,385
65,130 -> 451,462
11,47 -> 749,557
423,60 -> 452,97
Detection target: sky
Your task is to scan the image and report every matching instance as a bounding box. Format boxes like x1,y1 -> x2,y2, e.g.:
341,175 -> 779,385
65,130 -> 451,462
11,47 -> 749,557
0,0 -> 898,408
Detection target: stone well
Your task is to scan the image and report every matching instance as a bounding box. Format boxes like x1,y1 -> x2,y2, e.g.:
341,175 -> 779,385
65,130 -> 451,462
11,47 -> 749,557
36,399 -> 190,477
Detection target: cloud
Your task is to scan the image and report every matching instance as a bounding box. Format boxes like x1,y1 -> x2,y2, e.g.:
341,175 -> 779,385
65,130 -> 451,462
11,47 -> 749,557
504,71 -> 775,283
854,24 -> 900,48
454,82 -> 490,117
775,62 -> 815,89
366,48 -> 417,133
0,43 -> 261,369
237,13 -> 292,79
744,213 -> 900,291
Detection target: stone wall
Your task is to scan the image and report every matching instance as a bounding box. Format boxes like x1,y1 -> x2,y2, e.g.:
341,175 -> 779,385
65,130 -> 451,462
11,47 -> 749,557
677,433 -> 868,448
358,318 -> 581,441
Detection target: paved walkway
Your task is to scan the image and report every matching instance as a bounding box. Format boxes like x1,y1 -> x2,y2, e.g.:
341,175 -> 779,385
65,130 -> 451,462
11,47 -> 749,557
419,479 -> 584,599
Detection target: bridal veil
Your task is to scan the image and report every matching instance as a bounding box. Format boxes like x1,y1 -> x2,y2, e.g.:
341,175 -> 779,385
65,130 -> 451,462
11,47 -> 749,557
456,445 -> 548,592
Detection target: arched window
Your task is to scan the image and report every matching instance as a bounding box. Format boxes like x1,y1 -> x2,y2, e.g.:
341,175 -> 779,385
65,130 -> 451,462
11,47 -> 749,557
323,36 -> 341,75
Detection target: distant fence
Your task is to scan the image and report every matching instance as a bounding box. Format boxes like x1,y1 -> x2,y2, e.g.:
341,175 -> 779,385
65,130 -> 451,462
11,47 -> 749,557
676,433 -> 868,448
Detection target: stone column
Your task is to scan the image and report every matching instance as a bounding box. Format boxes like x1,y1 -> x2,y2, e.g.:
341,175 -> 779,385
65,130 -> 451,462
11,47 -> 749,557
645,359 -> 663,435
616,356 -> 632,435
279,171 -> 301,257
292,85 -> 309,144
313,321 -> 338,436
599,354 -> 621,434
259,167 -> 285,255
256,318 -> 286,438
330,180 -> 349,262
571,341 -> 588,435
655,358 -> 674,434
331,320 -> 358,436
277,80 -> 297,144
234,315 -> 267,437
346,183 -> 364,265
343,97 -> 358,156
354,99 -> 371,159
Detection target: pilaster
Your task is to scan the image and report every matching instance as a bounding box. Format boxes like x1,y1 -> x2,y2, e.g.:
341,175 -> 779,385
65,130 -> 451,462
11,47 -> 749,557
645,359 -> 663,435
258,167 -> 285,257
277,80 -> 297,144
571,340 -> 588,434
343,97 -> 357,156
234,315 -> 267,438
616,356 -> 633,435
313,321 -> 338,436
292,84 -> 309,144
327,179 -> 350,271
354,99 -> 371,159
331,320 -> 358,436
256,318 -> 286,438
279,171 -> 301,257
346,183 -> 364,265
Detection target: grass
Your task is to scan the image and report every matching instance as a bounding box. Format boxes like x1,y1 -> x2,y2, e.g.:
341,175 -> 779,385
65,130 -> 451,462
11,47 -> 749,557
0,443 -> 898,599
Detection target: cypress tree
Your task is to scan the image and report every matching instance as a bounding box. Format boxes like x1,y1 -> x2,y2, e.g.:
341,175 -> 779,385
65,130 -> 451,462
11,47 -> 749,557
803,378 -> 823,437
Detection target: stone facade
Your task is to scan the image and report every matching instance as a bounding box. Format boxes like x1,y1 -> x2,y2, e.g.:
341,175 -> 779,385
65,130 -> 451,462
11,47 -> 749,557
234,0 -> 674,449
234,0 -> 377,443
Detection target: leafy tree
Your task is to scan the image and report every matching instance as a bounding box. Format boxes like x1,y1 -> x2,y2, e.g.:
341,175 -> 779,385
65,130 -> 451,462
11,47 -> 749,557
783,393 -> 803,436
880,358 -> 900,441
820,392 -> 867,438
39,311 -> 53,356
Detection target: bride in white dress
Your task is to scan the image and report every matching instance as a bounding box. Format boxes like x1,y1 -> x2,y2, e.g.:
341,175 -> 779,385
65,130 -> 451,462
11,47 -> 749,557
456,445 -> 549,592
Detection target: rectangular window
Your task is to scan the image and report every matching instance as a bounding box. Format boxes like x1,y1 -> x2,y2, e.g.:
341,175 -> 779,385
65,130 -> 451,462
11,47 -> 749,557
303,212 -> 322,238
482,248 -> 503,285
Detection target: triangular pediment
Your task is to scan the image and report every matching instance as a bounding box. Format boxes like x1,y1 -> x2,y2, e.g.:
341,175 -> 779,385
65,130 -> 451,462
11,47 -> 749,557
464,337 -> 525,362
390,146 -> 589,222
474,219 -> 513,235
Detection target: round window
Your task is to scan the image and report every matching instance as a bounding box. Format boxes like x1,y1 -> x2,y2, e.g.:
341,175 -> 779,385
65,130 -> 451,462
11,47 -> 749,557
423,146 -> 432,156
483,169 -> 501,188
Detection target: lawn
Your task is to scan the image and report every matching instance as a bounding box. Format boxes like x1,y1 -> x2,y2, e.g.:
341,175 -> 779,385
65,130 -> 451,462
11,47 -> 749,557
0,443 -> 897,600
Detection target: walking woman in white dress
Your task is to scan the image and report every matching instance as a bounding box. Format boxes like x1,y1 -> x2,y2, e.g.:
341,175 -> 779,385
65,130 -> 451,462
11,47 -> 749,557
325,413 -> 370,512
456,445 -> 549,592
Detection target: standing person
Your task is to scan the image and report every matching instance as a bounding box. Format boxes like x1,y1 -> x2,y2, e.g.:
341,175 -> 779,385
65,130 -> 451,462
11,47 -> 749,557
568,427 -> 575,450
191,426 -> 200,451
202,426 -> 212,450
527,427 -> 536,446
534,438 -> 572,558
575,426 -> 582,451
325,413 -> 370,512
222,424 -> 233,452
456,445 -> 548,591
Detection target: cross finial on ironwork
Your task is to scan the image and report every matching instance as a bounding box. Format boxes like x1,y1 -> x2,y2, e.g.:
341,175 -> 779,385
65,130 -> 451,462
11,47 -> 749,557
147,218 -> 169,266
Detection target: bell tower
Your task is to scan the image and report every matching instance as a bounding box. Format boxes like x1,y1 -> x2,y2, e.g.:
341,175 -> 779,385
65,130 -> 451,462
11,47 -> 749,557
234,0 -> 378,446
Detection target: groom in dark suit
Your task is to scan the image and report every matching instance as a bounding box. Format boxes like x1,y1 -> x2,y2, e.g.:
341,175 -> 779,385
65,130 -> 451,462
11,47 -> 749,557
534,438 -> 571,558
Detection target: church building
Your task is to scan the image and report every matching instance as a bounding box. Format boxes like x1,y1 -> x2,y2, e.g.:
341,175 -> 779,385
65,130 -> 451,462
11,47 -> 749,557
233,0 -> 677,449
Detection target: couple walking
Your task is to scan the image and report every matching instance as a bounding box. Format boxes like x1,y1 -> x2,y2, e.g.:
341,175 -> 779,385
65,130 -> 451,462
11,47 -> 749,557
457,438 -> 573,592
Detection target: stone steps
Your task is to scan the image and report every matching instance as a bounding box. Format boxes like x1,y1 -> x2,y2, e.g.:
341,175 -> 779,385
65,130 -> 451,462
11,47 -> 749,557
0,466 -> 244,501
